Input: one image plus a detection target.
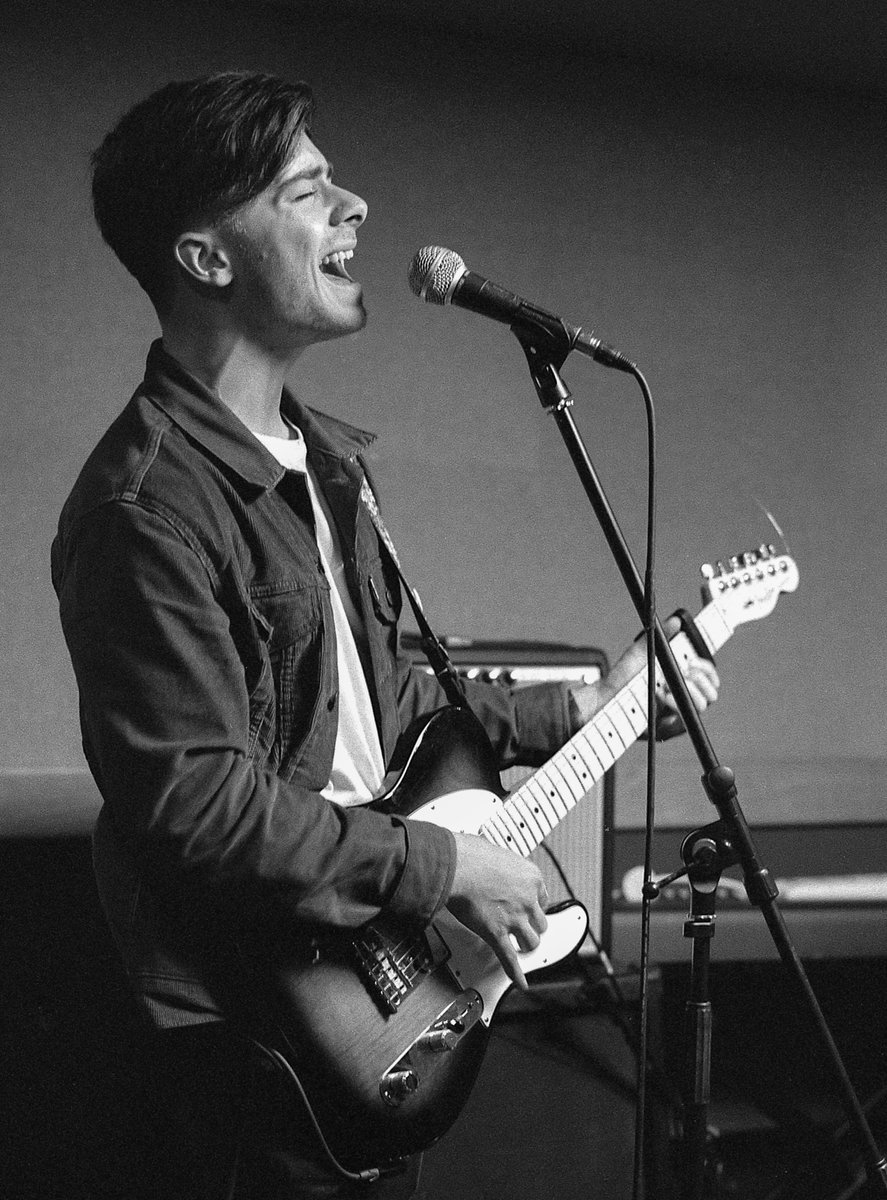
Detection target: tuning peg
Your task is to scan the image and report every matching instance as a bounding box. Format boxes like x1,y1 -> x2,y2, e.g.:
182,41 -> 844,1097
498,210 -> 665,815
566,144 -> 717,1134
742,551 -> 757,567
701,561 -> 731,593
757,544 -> 771,560
716,559 -> 727,576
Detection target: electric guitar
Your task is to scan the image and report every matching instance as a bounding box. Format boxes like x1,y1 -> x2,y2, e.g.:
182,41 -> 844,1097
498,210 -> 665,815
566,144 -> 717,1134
248,547 -> 799,1173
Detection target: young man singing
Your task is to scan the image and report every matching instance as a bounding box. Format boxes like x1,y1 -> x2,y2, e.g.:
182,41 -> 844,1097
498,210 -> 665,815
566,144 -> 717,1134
52,71 -> 718,1199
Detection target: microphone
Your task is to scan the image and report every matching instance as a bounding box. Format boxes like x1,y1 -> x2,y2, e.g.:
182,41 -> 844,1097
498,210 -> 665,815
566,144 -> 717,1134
408,246 -> 634,372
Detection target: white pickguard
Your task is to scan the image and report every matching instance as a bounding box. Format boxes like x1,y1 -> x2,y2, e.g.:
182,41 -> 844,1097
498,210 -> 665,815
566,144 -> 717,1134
410,787 -> 502,835
410,789 -> 590,1025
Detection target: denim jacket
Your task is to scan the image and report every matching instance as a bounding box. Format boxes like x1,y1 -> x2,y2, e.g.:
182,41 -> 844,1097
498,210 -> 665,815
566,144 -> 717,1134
51,342 -> 574,1026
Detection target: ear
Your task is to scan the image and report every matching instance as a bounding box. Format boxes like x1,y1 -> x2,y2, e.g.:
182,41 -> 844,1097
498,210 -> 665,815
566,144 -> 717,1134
174,231 -> 234,288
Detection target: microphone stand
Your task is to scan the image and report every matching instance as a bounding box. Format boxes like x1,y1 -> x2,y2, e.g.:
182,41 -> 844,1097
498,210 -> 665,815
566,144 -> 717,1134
512,325 -> 887,1198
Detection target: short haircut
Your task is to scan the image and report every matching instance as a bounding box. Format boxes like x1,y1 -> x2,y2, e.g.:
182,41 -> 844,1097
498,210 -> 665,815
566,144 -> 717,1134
91,70 -> 315,311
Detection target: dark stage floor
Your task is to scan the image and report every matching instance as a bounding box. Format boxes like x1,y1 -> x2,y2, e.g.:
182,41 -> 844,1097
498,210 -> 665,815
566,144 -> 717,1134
2,835 -> 885,1199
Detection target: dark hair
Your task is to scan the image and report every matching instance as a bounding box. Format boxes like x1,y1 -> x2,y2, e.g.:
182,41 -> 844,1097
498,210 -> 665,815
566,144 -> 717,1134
91,70 -> 315,310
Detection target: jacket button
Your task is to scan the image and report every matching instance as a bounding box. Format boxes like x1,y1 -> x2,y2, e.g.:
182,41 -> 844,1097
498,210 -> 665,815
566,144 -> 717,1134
327,693 -> 338,711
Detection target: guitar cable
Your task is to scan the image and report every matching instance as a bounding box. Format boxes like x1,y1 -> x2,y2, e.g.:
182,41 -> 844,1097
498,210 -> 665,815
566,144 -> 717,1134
248,1037 -> 404,1185
539,842 -> 683,1120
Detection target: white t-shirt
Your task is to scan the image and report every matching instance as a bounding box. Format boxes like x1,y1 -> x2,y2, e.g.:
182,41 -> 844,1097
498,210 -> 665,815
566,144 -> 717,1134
255,425 -> 385,807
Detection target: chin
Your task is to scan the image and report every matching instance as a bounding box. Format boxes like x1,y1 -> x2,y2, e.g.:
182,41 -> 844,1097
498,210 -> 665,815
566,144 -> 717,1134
318,306 -> 368,343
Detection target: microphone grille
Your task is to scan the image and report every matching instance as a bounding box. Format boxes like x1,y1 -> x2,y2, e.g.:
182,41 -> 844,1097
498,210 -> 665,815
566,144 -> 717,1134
408,245 -> 465,305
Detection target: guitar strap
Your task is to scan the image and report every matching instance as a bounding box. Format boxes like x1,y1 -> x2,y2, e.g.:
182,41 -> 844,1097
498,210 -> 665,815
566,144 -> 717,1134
359,478 -> 470,710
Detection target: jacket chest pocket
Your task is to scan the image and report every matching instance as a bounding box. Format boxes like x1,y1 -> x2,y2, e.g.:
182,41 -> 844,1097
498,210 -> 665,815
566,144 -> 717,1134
247,581 -> 330,779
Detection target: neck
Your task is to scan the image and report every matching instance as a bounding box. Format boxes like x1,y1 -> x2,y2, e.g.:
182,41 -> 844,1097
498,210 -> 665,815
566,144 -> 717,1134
160,320 -> 302,438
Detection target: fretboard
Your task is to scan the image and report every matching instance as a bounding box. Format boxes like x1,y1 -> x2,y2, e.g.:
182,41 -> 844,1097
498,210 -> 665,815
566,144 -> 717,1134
478,602 -> 733,857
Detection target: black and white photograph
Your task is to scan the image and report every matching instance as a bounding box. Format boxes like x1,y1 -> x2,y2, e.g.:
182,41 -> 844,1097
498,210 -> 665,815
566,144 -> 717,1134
1,2 -> 885,1197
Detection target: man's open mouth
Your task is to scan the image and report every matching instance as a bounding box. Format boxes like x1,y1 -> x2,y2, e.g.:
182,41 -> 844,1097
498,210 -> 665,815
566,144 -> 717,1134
320,249 -> 355,281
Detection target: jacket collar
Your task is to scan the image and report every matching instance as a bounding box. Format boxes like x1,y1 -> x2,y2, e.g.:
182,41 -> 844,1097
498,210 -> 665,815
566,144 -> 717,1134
142,340 -> 377,491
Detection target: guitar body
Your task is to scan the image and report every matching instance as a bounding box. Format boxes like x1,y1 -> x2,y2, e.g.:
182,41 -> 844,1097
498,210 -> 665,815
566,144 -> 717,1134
242,548 -> 798,1172
249,708 -> 588,1171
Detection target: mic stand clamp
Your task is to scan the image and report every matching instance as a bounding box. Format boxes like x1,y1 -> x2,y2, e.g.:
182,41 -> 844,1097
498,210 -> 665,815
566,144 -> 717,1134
642,823 -> 739,1197
513,327 -> 887,1197
677,826 -> 736,1200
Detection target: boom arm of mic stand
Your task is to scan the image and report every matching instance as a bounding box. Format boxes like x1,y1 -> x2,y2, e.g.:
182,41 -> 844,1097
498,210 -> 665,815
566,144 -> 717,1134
514,328 -> 887,1195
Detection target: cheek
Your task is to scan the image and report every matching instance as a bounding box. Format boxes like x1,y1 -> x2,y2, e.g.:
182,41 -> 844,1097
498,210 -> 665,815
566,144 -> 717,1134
270,243 -> 318,296
231,232 -> 321,316
254,252 -> 313,309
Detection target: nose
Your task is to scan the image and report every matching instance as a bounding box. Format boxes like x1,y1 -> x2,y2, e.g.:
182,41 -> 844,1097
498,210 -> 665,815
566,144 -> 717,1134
332,184 -> 367,228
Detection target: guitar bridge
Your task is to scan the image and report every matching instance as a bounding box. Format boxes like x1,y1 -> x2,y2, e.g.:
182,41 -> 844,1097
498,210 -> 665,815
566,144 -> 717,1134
352,924 -> 449,1014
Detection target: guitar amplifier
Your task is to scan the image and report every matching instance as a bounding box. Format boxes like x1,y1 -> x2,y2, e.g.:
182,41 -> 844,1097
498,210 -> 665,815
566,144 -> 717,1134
402,633 -> 615,956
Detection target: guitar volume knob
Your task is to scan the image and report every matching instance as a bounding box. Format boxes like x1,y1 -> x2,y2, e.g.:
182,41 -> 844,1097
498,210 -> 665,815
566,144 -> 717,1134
418,1029 -> 460,1053
380,1068 -> 419,1106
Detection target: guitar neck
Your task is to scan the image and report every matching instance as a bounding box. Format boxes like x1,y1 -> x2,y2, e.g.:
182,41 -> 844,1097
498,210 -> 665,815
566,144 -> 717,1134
478,601 -> 733,858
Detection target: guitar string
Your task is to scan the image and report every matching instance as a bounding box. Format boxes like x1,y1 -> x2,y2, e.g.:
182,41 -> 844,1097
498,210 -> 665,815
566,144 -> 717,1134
363,593 -> 762,993
361,597 -> 756,998
492,596 -> 774,863
479,619 -> 728,860
479,668 -> 651,855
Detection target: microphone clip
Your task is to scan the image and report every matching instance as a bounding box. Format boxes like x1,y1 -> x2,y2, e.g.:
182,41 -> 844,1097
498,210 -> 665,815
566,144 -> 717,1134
513,324 -> 573,412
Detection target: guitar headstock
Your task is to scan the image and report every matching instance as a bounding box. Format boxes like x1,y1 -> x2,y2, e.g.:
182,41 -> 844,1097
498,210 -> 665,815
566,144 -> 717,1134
701,545 -> 799,630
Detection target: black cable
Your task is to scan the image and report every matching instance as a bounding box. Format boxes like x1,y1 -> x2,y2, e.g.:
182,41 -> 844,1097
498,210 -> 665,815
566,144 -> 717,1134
249,1038 -> 386,1185
540,830 -> 684,1116
539,840 -> 626,995
628,362 -> 659,1200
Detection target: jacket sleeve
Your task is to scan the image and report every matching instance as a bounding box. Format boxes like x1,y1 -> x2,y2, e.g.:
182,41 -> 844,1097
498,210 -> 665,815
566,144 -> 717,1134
391,636 -> 576,769
52,499 -> 455,933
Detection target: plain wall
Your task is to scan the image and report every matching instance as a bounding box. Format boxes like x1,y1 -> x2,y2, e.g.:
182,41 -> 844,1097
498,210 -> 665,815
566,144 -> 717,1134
2,0 -> 885,832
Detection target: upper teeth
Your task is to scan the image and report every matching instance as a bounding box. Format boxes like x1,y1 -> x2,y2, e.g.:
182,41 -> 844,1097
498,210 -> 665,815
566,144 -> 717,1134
321,250 -> 354,267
